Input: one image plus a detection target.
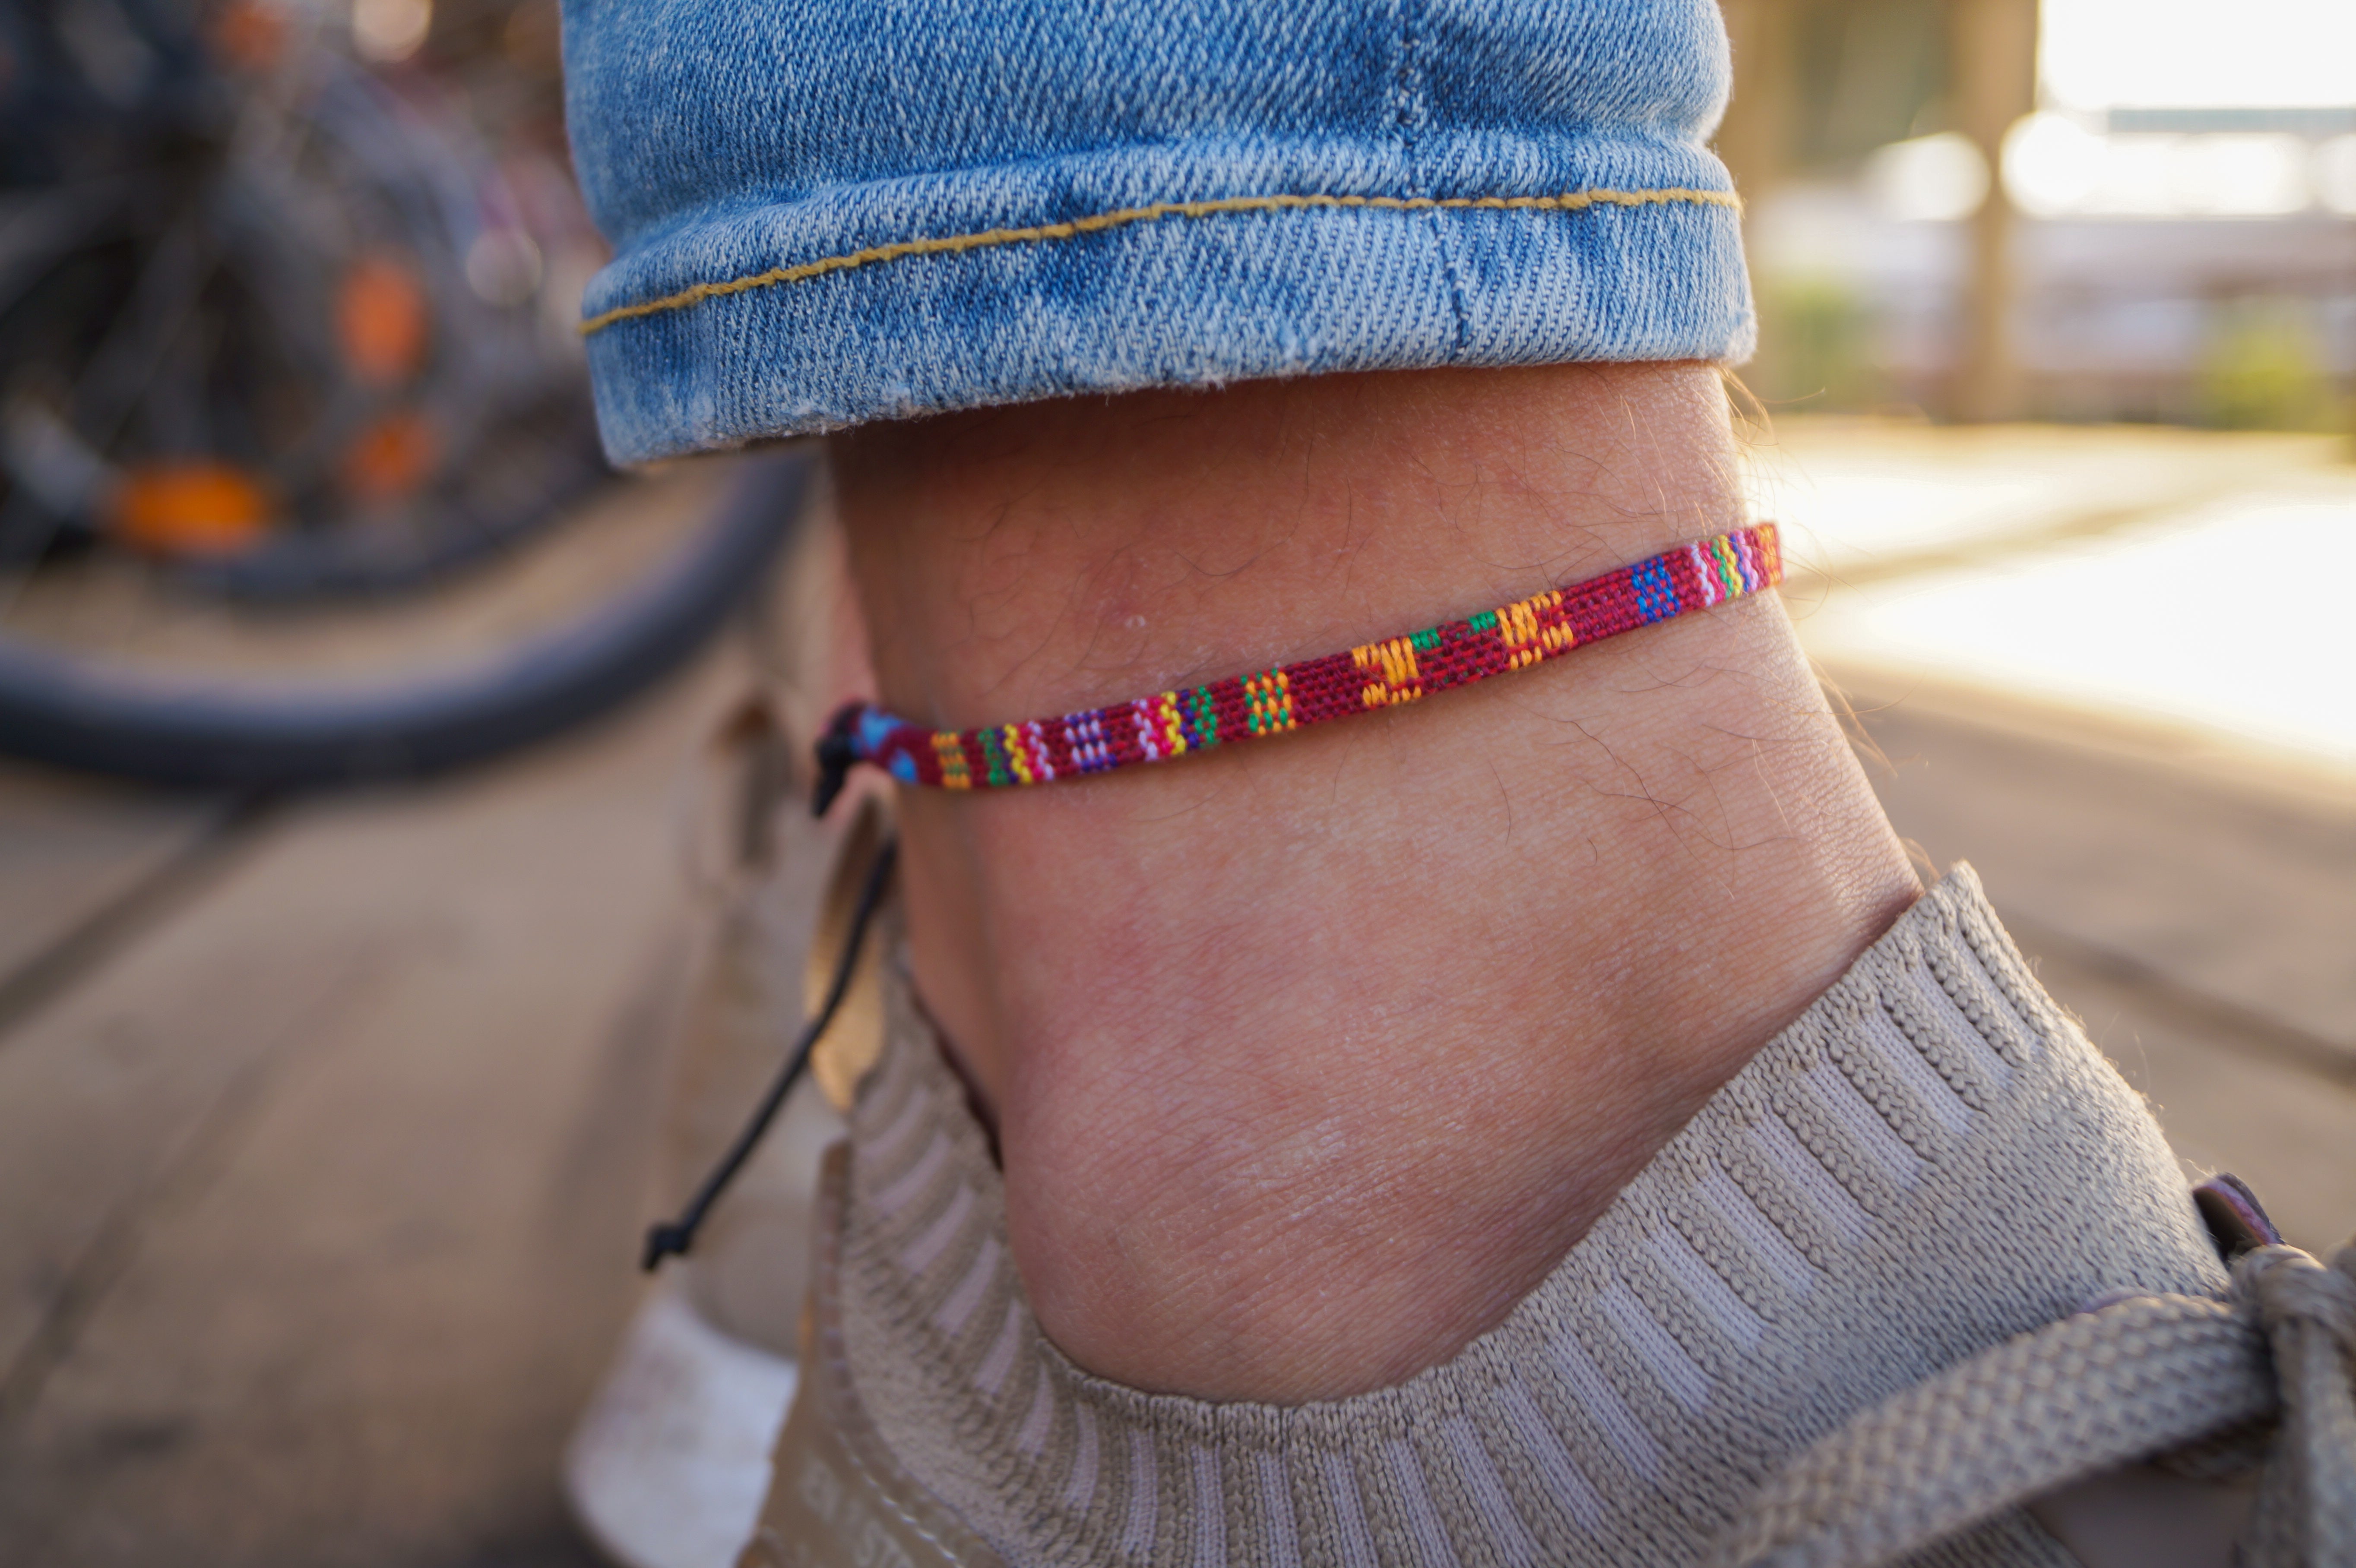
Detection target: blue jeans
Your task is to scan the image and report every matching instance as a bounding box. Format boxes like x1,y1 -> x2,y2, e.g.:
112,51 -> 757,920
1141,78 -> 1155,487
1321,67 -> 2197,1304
563,0 -> 1752,465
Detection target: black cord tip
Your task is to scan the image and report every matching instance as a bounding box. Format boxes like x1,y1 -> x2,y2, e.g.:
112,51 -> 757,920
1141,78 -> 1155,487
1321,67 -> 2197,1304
640,1221 -> 693,1273
811,702 -> 865,817
812,738 -> 854,817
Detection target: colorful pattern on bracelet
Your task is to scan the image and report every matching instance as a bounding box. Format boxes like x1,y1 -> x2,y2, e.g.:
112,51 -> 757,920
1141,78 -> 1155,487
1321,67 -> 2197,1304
814,523 -> 1780,807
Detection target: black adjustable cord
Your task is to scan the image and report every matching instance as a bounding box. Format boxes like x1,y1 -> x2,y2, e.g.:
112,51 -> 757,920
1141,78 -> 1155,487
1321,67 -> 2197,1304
811,702 -> 862,818
640,834 -> 899,1272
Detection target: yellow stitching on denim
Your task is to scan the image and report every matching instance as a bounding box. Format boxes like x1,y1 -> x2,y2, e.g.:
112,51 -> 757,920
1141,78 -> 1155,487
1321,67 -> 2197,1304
578,186 -> 1741,335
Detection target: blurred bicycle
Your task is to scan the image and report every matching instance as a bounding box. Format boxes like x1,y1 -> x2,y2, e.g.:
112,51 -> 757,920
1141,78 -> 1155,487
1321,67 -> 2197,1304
0,0 -> 809,788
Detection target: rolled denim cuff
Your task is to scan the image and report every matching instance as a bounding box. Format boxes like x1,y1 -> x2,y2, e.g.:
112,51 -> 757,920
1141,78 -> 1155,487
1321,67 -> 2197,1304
567,5 -> 1753,465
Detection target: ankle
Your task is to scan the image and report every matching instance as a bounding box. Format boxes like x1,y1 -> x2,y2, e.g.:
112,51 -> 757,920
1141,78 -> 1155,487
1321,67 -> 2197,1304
832,364 -> 1918,1401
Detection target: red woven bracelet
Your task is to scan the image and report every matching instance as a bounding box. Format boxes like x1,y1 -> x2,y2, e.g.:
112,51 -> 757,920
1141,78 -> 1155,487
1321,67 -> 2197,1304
813,522 -> 1781,811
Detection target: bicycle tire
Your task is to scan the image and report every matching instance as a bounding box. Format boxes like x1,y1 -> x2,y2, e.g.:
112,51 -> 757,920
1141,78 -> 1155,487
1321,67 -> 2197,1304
0,451 -> 811,790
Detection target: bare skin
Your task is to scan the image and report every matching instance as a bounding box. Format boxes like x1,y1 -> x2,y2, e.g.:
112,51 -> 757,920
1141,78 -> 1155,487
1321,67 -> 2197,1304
833,363 -> 1919,1404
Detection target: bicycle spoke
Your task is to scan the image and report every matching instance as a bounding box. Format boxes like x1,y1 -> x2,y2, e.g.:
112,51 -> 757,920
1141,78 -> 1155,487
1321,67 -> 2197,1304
0,180 -> 130,305
0,493 -> 68,625
70,214 -> 219,453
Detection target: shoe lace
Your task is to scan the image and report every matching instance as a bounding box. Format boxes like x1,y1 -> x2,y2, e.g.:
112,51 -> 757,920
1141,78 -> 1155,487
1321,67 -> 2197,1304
1710,1236 -> 2356,1568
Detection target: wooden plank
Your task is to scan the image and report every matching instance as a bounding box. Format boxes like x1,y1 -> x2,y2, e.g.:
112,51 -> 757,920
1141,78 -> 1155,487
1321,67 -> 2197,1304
0,763 -> 227,1002
0,639 -> 754,1566
1847,686 -> 2355,1059
1848,691 -> 2356,1246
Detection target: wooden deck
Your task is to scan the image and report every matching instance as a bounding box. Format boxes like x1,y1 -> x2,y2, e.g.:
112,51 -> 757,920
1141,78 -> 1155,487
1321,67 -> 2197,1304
1,433 -> 2350,1565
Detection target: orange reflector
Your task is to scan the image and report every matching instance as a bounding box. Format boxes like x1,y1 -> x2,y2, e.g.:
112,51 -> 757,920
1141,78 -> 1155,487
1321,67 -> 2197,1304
341,409 -> 439,504
110,463 -> 273,555
209,0 -> 288,73
336,256 -> 429,386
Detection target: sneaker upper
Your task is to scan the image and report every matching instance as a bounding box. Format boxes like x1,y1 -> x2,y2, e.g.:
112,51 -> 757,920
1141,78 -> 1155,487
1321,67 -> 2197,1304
756,866 -> 2335,1566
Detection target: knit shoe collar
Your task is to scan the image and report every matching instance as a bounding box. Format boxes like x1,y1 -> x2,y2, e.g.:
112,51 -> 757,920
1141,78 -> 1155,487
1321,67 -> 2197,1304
825,866 -> 2227,1567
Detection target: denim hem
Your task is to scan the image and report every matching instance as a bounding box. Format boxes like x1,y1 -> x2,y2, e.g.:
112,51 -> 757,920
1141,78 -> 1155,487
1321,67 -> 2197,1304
582,154 -> 1753,463
581,187 -> 1740,336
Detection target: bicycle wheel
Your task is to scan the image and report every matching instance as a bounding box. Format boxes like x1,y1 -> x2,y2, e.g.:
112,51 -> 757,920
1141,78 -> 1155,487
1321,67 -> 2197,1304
0,0 -> 797,789
0,449 -> 813,789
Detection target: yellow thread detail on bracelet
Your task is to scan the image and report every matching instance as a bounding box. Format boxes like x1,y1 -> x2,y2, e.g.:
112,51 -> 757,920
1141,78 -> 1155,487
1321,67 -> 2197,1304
933,732 -> 971,790
1002,724 -> 1034,785
578,186 -> 1743,335
1497,589 -> 1564,670
1155,692 -> 1188,756
1353,635 -> 1426,708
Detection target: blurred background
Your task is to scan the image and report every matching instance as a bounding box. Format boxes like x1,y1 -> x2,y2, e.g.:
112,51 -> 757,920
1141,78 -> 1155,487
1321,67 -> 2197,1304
0,2 -> 2349,1565
1725,0 -> 2354,432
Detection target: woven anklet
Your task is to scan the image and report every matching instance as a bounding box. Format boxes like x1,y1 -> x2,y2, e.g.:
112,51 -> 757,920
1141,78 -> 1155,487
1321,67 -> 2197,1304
813,522 -> 1781,810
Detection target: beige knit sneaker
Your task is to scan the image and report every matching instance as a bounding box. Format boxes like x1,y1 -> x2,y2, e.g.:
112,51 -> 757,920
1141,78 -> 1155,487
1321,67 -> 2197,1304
732,864 -> 2353,1568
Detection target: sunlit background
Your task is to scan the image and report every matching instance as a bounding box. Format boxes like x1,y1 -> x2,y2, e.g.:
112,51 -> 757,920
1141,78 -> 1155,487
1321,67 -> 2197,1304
1719,0 -> 2355,774
1730,0 -> 2355,425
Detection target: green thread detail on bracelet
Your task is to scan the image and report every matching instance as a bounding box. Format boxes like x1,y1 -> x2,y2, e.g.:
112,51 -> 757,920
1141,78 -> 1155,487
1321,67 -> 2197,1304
1188,687 -> 1221,748
578,186 -> 1744,335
